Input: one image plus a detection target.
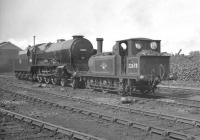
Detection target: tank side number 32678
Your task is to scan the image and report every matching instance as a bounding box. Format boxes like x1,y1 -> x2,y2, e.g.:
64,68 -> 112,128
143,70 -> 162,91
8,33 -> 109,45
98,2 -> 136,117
128,63 -> 138,69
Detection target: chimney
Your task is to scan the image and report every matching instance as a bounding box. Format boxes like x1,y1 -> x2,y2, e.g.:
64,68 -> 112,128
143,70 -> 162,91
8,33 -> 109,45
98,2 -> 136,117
72,35 -> 84,39
96,38 -> 103,54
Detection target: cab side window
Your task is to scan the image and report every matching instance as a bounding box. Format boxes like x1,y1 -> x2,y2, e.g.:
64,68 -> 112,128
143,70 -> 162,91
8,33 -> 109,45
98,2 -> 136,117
120,42 -> 128,56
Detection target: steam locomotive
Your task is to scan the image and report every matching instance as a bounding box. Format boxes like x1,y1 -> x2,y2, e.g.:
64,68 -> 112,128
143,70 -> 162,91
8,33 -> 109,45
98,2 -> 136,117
14,35 -> 170,95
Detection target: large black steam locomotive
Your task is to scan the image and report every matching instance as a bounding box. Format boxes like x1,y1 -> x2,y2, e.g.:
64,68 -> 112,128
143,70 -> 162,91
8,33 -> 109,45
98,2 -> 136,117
14,35 -> 170,95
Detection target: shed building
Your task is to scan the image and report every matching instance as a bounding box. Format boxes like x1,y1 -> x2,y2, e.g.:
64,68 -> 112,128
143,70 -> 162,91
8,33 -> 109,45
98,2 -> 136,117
0,42 -> 22,73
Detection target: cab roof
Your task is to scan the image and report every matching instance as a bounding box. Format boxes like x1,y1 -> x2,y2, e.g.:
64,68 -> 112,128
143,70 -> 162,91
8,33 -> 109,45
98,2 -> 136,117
116,37 -> 161,42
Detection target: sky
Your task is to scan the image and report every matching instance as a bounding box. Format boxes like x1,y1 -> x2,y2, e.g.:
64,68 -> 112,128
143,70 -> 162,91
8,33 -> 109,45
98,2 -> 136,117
1,0 -> 200,54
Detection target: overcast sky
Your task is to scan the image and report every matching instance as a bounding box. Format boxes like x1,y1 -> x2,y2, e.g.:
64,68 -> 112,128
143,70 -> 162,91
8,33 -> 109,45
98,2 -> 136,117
1,0 -> 200,54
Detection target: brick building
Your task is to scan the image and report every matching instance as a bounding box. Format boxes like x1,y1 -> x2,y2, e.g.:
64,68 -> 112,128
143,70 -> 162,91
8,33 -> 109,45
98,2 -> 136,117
0,42 -> 22,73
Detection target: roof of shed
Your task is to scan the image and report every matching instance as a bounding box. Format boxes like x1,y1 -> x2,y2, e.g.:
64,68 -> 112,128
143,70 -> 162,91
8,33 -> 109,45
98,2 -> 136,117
0,42 -> 22,51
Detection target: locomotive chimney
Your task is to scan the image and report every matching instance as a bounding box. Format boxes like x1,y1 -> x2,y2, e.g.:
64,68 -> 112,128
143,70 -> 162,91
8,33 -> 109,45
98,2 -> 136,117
96,38 -> 103,54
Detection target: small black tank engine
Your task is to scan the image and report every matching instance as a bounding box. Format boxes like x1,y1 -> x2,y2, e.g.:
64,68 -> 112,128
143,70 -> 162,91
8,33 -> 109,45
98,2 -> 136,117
80,37 -> 170,95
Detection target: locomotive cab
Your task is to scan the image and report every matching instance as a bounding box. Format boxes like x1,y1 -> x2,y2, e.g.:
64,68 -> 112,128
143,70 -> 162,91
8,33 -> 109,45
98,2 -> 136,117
115,38 -> 169,93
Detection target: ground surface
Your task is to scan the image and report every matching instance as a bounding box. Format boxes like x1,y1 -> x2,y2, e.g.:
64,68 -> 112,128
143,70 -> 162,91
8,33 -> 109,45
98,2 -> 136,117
1,73 -> 200,140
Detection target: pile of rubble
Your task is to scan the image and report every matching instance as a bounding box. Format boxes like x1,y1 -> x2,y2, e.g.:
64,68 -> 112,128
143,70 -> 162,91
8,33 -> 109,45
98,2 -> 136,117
170,55 -> 200,81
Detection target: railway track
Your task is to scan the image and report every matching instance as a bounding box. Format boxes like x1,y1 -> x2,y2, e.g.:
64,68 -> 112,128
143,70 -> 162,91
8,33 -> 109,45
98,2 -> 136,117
1,76 -> 200,119
1,85 -> 200,127
1,87 -> 200,140
1,75 -> 200,138
0,89 -> 171,140
1,75 -> 200,110
0,108 -> 102,140
3,79 -> 200,113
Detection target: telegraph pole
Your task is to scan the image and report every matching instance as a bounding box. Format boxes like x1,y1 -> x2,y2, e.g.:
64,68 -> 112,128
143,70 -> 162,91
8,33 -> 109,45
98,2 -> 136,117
33,35 -> 36,65
33,36 -> 36,46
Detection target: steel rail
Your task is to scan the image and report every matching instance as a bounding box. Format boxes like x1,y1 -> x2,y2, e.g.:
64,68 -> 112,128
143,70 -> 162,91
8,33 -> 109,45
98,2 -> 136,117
1,88 -> 199,140
1,75 -> 200,109
0,107 -> 104,140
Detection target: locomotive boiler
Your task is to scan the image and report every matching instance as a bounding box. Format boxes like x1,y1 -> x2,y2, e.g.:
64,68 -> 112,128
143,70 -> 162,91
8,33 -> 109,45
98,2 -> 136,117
80,38 -> 170,95
15,35 -> 94,86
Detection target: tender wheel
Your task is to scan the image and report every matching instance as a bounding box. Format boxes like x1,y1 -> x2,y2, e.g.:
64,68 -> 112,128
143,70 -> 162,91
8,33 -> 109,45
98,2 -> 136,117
60,78 -> 67,87
44,77 -> 50,84
86,80 -> 91,89
28,74 -> 32,81
15,72 -> 18,78
24,73 -> 28,80
140,89 -> 148,94
37,76 -> 43,83
32,74 -> 37,81
18,72 -> 22,79
72,78 -> 77,89
51,77 -> 57,85
21,73 -> 25,79
79,80 -> 86,89
118,90 -> 125,96
15,72 -> 20,79
102,89 -> 107,94
118,81 -> 125,96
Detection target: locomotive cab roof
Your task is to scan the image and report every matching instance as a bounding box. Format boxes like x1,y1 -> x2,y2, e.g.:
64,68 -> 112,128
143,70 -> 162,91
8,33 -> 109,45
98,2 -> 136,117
113,37 -> 161,56
116,37 -> 160,42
